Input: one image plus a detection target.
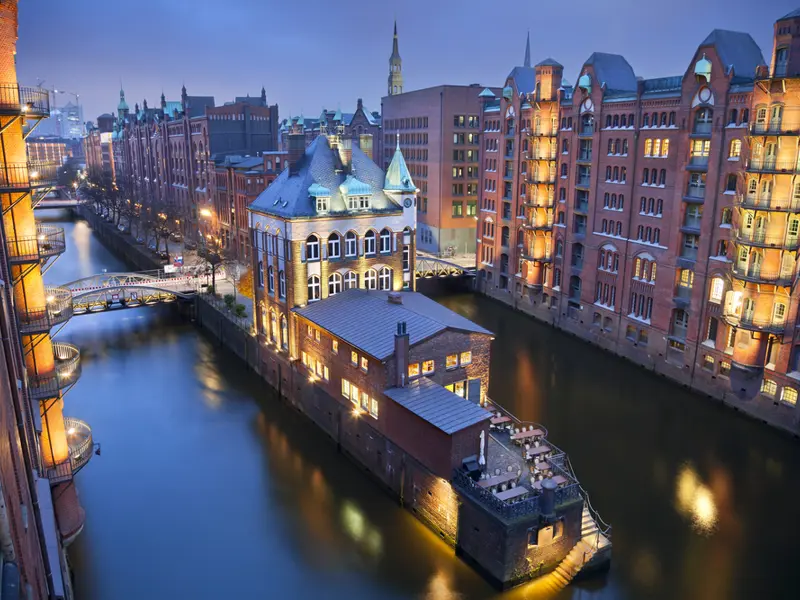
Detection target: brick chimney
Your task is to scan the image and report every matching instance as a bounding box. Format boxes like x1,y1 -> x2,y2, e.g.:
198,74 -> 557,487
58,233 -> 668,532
394,321 -> 409,387
359,133 -> 373,161
338,137 -> 352,168
287,133 -> 305,175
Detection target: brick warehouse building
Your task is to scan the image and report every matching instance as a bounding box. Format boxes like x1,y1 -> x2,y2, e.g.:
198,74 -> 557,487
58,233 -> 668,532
478,9 -> 800,434
87,85 -> 280,244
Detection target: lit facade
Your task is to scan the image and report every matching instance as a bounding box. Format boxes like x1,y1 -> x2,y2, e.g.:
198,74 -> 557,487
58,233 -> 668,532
478,10 -> 800,432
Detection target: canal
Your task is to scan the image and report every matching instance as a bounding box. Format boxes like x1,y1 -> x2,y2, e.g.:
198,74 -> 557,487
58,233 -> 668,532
40,209 -> 800,600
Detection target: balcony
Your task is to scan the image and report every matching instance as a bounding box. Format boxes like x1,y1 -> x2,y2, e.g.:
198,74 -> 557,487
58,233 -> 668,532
576,176 -> 591,189
730,265 -> 793,286
28,342 -> 81,400
579,126 -> 594,137
531,151 -> 557,161
723,312 -> 787,334
576,152 -> 593,164
687,155 -> 709,171
691,121 -> 712,136
734,228 -> 800,249
27,161 -> 60,189
0,161 -> 60,192
746,159 -> 800,174
48,417 -> 94,484
529,220 -> 554,232
680,247 -> 698,262
735,195 -> 800,212
17,286 -> 73,334
524,197 -> 554,209
574,199 -> 589,214
0,84 -> 49,117
683,185 -> 706,203
670,324 -> 688,340
6,224 -> 66,264
673,286 -> 692,308
529,173 -> 556,184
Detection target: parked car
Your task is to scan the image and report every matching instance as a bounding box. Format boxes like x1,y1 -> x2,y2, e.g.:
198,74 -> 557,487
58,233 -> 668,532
117,224 -> 130,234
184,240 -> 197,251
135,236 -> 145,245
169,232 -> 183,243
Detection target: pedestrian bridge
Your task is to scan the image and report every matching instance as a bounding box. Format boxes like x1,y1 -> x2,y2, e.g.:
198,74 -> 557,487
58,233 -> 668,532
414,256 -> 475,279
64,270 -> 201,314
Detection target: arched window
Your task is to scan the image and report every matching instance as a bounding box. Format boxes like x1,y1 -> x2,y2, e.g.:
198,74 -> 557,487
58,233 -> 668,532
364,230 -> 376,255
741,108 -> 749,124
613,115 -> 619,128
561,163 -> 568,177
604,193 -> 610,208
729,139 -> 741,159
257,260 -> 264,288
653,228 -> 660,244
608,139 -> 614,154
345,231 -> 357,257
606,166 -> 612,181
616,222 -> 623,236
668,112 -> 676,126
618,194 -> 624,209
613,167 -> 619,181
610,193 -> 617,208
622,139 -> 628,155
306,234 -> 320,261
656,199 -> 663,215
307,275 -> 320,301
660,113 -> 667,127
278,270 -> 286,298
602,218 -> 608,233
555,239 -> 564,257
280,315 -> 288,349
642,113 -> 649,127
605,115 -> 612,128
562,139 -> 568,153
328,272 -> 343,295
620,114 -> 627,127
328,232 -> 341,258
270,310 -> 278,343
364,269 -> 377,290
267,265 -> 275,293
728,108 -> 738,125
379,267 -> 392,290
501,226 -> 510,247
344,270 -> 358,290
640,197 -> 647,212
642,168 -> 650,184
380,228 -> 392,253
659,169 -> 667,186
637,225 -> 644,239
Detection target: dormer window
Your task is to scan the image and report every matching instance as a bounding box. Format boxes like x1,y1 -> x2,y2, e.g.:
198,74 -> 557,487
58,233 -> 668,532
316,196 -> 329,213
359,195 -> 370,210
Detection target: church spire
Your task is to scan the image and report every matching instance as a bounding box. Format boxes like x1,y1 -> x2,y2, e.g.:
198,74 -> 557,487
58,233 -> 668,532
524,30 -> 531,68
388,20 -> 403,96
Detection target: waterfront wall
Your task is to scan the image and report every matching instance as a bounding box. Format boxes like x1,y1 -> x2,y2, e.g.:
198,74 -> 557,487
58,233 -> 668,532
477,281 -> 800,438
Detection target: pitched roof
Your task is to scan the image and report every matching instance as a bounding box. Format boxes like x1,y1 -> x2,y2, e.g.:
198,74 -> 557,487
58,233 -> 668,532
536,57 -> 563,68
185,95 -> 215,117
385,378 -> 491,435
699,29 -> 765,81
584,52 -> 637,93
293,290 -> 492,360
384,138 -> 416,192
249,136 -> 400,219
506,66 -> 536,94
779,8 -> 800,20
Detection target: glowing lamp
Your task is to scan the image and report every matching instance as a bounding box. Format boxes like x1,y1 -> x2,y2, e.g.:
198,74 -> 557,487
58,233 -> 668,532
29,171 -> 39,179
67,427 -> 76,435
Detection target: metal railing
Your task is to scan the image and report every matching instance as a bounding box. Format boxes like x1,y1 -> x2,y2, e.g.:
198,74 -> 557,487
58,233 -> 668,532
65,417 -> 93,475
563,455 -> 612,543
576,176 -> 591,188
723,312 -> 787,333
730,265 -> 794,286
28,342 -> 81,400
734,228 -> 796,247
0,83 -> 49,116
688,155 -> 709,168
685,185 -> 706,200
736,195 -> 800,211
27,160 -> 60,188
747,158 -> 800,173
6,223 -> 66,263
18,286 -> 73,334
692,121 -> 712,134
0,161 -> 60,190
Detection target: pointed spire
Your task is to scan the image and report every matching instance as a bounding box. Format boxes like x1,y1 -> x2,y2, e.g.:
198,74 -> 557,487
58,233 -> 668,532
524,30 -> 531,68
391,19 -> 400,59
396,131 -> 400,150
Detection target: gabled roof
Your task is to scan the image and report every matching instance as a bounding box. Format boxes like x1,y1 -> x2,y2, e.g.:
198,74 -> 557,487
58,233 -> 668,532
384,137 -> 415,193
506,66 -> 536,94
249,136 -> 400,219
699,29 -> 765,82
184,95 -> 215,118
478,87 -> 496,98
536,57 -> 562,68
779,8 -> 800,20
385,378 -> 491,435
293,290 -> 493,361
584,52 -> 637,93
339,174 -> 371,196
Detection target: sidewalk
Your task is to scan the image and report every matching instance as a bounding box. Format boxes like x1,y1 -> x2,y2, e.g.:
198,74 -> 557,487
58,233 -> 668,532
171,247 -> 253,318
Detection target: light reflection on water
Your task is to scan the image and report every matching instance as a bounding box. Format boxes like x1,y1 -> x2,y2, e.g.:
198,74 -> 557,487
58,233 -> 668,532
675,463 -> 718,536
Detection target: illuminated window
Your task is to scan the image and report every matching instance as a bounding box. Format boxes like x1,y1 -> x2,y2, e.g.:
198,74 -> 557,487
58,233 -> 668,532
342,378 -> 350,398
703,355 -> 714,371
709,278 -> 724,303
307,275 -> 320,301
460,351 -> 472,365
408,363 -> 420,378
315,360 -> 323,377
332,340 -> 339,354
719,361 -> 731,377
370,398 -> 379,418
361,391 -> 369,410
446,354 -> 458,370
323,366 -> 329,381
782,387 -> 798,405
761,379 -> 777,396
361,357 -> 369,372
301,351 -> 308,366
364,269 -> 377,290
422,360 -> 435,374
351,351 -> 358,366
350,384 -> 360,406
307,325 -> 313,338
315,329 -> 321,342
729,139 -> 741,159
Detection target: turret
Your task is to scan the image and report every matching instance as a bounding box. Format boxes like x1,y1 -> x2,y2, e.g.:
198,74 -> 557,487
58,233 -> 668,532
772,9 -> 800,77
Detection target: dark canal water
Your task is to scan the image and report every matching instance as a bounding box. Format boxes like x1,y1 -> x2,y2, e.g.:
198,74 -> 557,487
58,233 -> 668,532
40,210 -> 800,600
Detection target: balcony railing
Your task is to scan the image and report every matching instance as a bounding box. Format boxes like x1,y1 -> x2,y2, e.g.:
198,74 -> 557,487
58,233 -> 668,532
674,286 -> 692,303
682,216 -> 702,231
5,224 -> 66,263
530,173 -> 556,184
0,84 -> 49,117
18,286 -> 73,334
670,324 -> 688,340
684,185 -> 705,202
680,247 -> 698,261
579,125 -> 594,136
28,342 -> 81,400
747,158 -> 800,173
27,161 -> 60,188
688,155 -> 710,168
48,417 -> 94,483
0,160 -> 60,191
734,228 -> 800,249
530,151 -> 557,160
576,176 -> 591,188
736,195 -> 800,212
577,152 -> 593,163
692,121 -> 712,135
723,312 -> 787,334
730,265 -> 794,286
574,199 -> 589,213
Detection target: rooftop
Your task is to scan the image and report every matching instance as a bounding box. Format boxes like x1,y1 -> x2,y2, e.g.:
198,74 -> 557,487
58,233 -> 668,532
293,289 -> 493,360
385,377 -> 491,434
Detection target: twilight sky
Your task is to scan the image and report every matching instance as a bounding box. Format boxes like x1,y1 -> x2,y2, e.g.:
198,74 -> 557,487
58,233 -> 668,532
15,0 -> 799,124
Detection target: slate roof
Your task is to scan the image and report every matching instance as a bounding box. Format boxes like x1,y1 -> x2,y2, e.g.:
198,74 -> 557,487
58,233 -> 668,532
780,8 -> 800,19
700,30 -> 765,81
584,52 -> 638,94
293,290 -> 493,360
536,58 -> 563,68
185,95 -> 215,118
384,138 -> 416,192
506,66 -> 536,94
385,378 -> 491,435
249,136 -> 401,219
641,76 -> 683,99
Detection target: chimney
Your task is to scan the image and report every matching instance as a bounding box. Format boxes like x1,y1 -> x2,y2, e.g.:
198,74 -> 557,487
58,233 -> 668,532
394,321 -> 410,387
359,134 -> 373,161
338,137 -> 352,168
357,98 -> 364,111
388,291 -> 403,305
287,133 -> 305,175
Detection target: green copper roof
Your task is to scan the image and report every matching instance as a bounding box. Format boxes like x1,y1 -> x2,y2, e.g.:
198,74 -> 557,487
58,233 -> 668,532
339,175 -> 371,196
308,183 -> 331,197
384,138 -> 416,193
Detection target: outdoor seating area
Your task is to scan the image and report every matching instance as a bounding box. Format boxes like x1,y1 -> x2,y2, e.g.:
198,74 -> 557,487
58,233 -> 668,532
482,408 -> 574,504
